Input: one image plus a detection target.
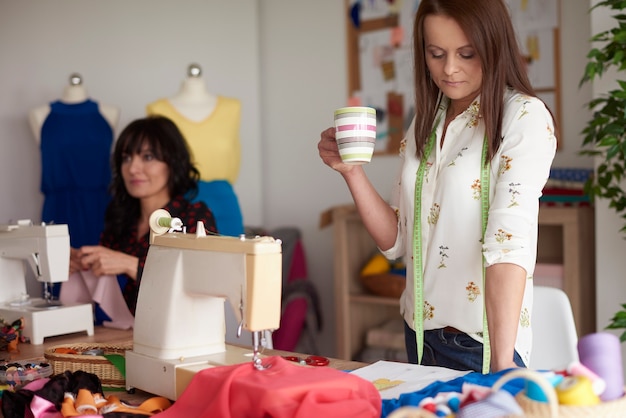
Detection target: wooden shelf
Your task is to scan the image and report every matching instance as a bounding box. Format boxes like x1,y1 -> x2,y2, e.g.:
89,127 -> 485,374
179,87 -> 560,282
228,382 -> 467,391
324,204 -> 596,361
350,294 -> 401,306
537,206 -> 596,337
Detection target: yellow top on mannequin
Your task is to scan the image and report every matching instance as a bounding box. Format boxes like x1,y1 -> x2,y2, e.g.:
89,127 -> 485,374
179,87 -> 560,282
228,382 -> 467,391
146,73 -> 241,184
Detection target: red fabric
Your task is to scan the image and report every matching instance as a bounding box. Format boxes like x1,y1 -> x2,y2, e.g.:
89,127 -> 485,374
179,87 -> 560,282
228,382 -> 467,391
288,240 -> 308,281
273,240 -> 309,351
155,356 -> 381,418
273,299 -> 308,350
542,187 -> 586,196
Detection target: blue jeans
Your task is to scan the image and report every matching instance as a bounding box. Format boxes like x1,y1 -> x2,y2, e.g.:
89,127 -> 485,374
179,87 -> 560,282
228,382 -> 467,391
404,321 -> 525,372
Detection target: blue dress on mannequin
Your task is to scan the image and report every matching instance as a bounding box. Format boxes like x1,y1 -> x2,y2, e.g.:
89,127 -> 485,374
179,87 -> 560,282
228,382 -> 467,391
40,99 -> 113,249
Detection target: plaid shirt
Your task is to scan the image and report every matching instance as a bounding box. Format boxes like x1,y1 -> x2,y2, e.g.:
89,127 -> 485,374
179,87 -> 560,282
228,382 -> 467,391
99,194 -> 218,314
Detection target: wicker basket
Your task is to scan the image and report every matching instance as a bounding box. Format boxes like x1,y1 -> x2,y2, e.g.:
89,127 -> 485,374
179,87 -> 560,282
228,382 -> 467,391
44,341 -> 132,388
386,407 -> 437,418
492,369 -> 626,418
360,272 -> 405,298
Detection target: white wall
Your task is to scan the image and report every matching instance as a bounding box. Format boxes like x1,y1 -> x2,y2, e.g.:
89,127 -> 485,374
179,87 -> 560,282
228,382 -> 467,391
0,0 -> 263,227
1,1 -> 613,360
259,0 -> 403,357
558,0 -> 593,165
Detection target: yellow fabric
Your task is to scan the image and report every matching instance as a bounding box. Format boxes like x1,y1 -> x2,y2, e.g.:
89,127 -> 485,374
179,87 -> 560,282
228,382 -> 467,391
361,253 -> 390,276
146,97 -> 241,184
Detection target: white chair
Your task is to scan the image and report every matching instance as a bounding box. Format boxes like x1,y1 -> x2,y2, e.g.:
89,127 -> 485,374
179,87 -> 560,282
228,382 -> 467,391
529,285 -> 579,370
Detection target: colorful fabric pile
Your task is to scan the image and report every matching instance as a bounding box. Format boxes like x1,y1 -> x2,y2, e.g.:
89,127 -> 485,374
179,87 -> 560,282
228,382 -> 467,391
0,317 -> 27,353
540,167 -> 594,207
1,369 -> 170,418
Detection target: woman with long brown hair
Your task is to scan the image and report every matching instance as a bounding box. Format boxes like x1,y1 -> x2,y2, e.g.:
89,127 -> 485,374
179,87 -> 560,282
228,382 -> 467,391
318,0 -> 556,373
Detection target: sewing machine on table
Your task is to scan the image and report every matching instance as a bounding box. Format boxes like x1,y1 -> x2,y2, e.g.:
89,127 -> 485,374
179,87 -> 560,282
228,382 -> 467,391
125,210 -> 282,400
0,220 -> 94,344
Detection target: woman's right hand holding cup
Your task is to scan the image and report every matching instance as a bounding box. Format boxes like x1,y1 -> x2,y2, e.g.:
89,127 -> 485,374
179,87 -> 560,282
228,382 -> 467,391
318,127 -> 354,174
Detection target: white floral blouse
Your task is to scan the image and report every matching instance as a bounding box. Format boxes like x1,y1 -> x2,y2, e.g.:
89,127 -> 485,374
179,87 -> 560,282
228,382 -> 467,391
381,89 -> 557,366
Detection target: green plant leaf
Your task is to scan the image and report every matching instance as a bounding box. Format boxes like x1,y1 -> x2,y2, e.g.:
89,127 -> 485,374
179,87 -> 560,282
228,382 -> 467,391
579,1 -> 626,244
580,0 -> 626,236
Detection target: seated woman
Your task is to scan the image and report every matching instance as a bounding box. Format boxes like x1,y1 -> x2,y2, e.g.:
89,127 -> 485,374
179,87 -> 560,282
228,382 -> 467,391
70,115 -> 218,316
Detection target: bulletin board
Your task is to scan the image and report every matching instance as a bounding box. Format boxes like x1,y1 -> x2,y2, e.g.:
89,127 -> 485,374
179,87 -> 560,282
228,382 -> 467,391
345,0 -> 561,155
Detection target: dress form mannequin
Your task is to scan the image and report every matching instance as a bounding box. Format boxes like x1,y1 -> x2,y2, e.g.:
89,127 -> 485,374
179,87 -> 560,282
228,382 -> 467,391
146,64 -> 244,236
31,72 -> 121,247
29,73 -> 119,142
147,63 -> 246,343
28,73 -> 120,301
167,64 -> 218,122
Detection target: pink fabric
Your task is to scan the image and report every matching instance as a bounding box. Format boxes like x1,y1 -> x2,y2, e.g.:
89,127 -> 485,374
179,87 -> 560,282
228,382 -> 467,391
28,395 -> 107,418
21,379 -> 104,418
26,396 -> 64,418
22,378 -> 50,392
155,356 -> 381,418
60,271 -> 134,329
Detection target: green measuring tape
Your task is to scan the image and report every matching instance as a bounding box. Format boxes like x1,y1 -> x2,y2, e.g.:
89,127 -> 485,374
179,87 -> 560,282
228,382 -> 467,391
479,134 -> 491,374
413,121 -> 492,374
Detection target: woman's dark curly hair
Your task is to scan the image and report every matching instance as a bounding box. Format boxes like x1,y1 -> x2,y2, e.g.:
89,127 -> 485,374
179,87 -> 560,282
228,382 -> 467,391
104,116 -> 200,240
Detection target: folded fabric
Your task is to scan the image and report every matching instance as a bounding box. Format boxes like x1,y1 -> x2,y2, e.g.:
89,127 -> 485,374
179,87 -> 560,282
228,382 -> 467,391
61,389 -> 170,416
156,356 -> 382,418
5,374 -> 170,418
60,271 -> 134,329
381,369 -> 526,417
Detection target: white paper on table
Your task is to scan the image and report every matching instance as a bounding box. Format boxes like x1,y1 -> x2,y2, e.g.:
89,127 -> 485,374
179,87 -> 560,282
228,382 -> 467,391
349,360 -> 470,400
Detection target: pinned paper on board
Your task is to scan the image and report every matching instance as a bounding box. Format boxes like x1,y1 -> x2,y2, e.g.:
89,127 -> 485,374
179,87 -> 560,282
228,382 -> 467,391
346,0 -> 417,155
345,0 -> 561,153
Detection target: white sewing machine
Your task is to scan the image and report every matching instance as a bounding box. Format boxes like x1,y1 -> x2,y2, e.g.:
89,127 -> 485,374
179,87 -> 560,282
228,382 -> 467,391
0,220 -> 94,344
125,210 -> 282,400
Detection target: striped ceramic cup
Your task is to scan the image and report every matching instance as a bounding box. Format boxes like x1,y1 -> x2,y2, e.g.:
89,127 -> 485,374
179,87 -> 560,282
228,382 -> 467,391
334,106 -> 376,165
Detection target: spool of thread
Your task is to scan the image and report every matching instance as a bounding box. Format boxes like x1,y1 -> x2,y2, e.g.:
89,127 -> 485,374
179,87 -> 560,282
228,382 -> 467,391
148,209 -> 183,235
567,360 -> 606,396
555,376 -> 600,406
447,394 -> 461,412
525,371 -> 564,402
578,332 -> 625,402
434,404 -> 451,417
156,216 -> 183,230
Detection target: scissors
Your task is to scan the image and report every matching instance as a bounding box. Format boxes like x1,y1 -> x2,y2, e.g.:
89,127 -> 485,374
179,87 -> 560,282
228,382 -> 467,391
283,355 -> 330,366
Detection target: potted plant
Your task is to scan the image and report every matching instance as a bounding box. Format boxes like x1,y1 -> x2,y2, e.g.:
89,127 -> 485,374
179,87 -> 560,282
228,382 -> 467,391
580,0 -> 626,232
579,0 -> 626,339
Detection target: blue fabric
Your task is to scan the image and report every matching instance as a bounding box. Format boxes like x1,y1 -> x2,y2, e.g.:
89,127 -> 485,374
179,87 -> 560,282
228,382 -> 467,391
380,369 -> 526,417
404,321 -> 525,372
193,180 -> 243,237
549,167 -> 593,182
40,100 -> 113,299
40,100 -> 112,248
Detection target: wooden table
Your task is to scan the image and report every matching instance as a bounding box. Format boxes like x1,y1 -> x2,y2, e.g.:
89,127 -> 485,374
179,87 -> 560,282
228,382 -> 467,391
1,327 -> 367,417
2,327 -> 132,363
